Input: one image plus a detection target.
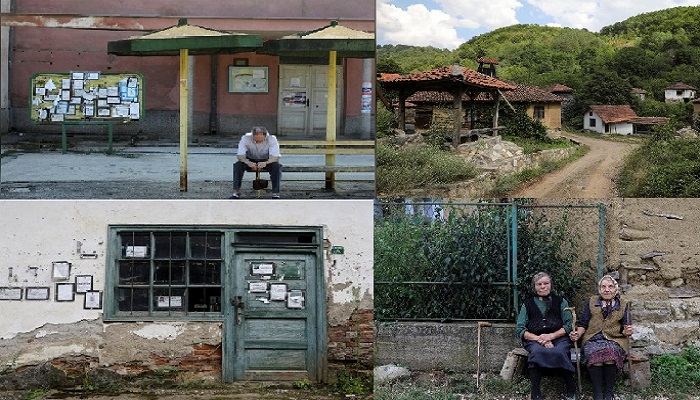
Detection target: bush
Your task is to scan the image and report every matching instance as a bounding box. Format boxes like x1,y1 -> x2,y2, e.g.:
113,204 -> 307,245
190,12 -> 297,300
376,143 -> 477,195
376,102 -> 396,139
374,202 -> 590,320
618,135 -> 700,197
650,346 -> 700,394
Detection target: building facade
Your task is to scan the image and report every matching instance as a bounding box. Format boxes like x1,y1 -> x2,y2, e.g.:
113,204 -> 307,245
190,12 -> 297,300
0,200 -> 374,386
0,0 -> 375,139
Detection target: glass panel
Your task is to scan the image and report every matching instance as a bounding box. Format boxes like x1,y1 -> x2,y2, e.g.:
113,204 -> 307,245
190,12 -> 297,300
190,233 -> 222,259
117,287 -> 149,311
153,288 -> 186,311
154,232 -> 187,259
121,232 -> 150,258
154,260 -> 186,284
118,261 -> 150,285
189,261 -> 221,285
188,287 -> 222,312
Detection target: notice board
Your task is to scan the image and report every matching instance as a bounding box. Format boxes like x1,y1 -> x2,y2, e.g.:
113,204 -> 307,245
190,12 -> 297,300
30,72 -> 144,123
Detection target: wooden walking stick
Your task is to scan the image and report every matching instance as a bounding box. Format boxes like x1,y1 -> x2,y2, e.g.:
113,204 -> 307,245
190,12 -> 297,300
565,307 -> 581,397
476,321 -> 493,390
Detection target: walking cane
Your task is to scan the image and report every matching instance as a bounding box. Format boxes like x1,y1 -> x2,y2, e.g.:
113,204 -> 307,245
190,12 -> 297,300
476,321 -> 493,390
565,307 -> 581,397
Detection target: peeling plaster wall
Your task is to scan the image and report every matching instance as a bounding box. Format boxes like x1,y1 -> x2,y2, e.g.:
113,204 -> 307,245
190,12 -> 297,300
0,200 -> 373,375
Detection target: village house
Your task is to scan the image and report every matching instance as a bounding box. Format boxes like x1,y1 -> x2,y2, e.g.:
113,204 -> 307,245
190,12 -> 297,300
664,82 -> 697,103
0,200 -> 374,386
631,87 -> 648,101
0,0 -> 375,140
584,104 -> 668,135
403,81 -> 565,132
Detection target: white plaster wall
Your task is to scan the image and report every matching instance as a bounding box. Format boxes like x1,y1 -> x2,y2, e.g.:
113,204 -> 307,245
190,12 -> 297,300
583,112 -> 604,133
609,122 -> 634,135
0,200 -> 374,338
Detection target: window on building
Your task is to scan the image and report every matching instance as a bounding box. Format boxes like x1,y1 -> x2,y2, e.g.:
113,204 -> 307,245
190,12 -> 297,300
534,106 -> 545,120
109,229 -> 223,319
589,119 -> 596,127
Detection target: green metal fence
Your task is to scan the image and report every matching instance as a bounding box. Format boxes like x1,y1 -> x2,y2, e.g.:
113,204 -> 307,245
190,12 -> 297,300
374,199 -> 606,322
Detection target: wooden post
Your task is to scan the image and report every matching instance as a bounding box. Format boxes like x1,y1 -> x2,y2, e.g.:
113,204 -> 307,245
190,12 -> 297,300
179,48 -> 189,192
452,88 -> 464,147
325,50 -> 337,190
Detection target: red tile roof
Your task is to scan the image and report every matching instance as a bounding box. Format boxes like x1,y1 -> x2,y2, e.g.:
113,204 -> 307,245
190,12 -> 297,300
377,65 -> 515,90
407,81 -> 564,104
588,105 -> 638,124
476,57 -> 499,64
629,117 -> 669,125
666,82 -> 696,90
542,84 -> 573,93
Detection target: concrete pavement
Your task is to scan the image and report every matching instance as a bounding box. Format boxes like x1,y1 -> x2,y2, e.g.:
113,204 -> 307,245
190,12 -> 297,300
0,146 -> 375,199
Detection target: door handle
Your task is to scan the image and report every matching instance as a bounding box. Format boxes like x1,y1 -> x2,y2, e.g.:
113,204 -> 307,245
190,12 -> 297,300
306,99 -> 310,107
230,296 -> 244,325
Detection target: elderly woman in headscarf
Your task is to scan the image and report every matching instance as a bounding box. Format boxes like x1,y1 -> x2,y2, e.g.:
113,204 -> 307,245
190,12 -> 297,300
516,272 -> 577,400
569,275 -> 633,400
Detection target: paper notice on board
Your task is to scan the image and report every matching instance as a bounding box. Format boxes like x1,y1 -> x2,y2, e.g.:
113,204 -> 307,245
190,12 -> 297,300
129,103 -> 140,119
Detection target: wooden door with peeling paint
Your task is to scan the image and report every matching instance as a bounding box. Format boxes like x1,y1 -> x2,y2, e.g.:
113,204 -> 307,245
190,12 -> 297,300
223,229 -> 326,382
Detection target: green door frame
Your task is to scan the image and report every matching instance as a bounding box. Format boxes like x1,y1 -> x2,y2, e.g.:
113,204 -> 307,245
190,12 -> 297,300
222,227 -> 327,383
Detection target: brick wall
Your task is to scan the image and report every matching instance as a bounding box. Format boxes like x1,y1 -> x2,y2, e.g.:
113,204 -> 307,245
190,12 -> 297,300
327,308 -> 374,367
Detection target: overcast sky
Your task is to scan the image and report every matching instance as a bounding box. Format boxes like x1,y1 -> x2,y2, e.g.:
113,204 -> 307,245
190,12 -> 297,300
377,0 -> 700,49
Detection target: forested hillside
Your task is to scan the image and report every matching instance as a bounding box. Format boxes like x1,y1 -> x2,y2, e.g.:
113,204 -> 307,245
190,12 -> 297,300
377,6 -> 700,113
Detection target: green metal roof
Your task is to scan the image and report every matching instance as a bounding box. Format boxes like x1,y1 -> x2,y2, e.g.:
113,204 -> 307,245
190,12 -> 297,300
259,21 -> 375,58
107,19 -> 262,56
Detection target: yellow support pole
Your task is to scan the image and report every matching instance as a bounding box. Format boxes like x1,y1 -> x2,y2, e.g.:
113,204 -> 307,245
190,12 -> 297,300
325,50 -> 337,190
179,48 -> 189,192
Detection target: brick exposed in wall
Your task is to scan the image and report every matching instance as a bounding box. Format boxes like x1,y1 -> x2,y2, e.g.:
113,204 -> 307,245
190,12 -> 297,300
327,308 -> 374,367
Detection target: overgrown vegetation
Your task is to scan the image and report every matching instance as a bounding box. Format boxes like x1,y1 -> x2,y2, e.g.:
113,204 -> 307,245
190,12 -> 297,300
376,142 -> 477,195
618,129 -> 700,197
374,202 -> 592,321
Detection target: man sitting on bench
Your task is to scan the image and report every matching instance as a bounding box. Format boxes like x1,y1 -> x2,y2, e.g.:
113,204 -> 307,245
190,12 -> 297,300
230,126 -> 282,199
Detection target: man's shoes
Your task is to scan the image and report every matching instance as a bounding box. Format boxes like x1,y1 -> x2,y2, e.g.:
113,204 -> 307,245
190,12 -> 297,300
271,193 -> 280,199
229,193 -> 240,199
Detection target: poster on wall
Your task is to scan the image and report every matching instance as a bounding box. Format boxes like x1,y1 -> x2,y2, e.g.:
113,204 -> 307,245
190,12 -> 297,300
30,72 -> 144,123
228,66 -> 268,93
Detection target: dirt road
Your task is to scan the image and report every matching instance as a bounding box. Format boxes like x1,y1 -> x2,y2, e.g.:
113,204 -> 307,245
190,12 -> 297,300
509,132 -> 640,198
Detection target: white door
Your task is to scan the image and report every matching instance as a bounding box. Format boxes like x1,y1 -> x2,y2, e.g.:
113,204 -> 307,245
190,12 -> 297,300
278,65 -> 342,137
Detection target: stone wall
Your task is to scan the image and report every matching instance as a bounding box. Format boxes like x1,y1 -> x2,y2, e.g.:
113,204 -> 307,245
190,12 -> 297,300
445,136 -> 579,198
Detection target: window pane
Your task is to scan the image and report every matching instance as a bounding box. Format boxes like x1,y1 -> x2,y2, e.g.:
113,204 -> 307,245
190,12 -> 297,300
153,288 -> 186,311
118,287 -> 149,311
190,261 -> 221,285
154,260 -> 185,284
121,233 -> 150,258
188,287 -> 222,312
119,261 -> 150,285
190,233 -> 222,259
154,233 -> 187,259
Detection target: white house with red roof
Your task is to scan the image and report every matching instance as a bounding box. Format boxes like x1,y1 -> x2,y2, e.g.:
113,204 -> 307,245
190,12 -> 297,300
665,82 -> 697,103
584,105 -> 668,135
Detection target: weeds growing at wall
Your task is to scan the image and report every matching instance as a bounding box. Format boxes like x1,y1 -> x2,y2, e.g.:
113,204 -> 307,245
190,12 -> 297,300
375,202 -> 591,321
647,345 -> 700,395
618,133 -> 700,197
376,143 -> 477,195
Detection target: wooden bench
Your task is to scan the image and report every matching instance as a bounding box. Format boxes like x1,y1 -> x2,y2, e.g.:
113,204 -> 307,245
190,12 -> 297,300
278,140 -> 375,189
